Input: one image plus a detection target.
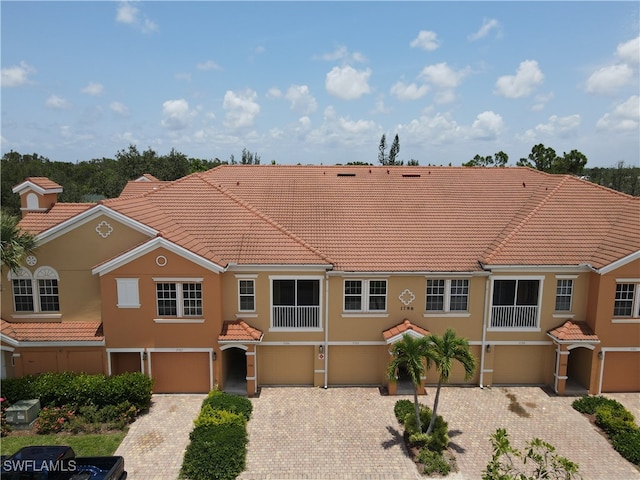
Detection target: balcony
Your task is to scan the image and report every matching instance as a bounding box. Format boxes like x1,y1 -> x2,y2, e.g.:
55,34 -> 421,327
490,305 -> 538,329
272,306 -> 320,329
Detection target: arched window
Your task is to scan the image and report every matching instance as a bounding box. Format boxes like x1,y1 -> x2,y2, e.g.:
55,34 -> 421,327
8,267 -> 60,313
26,192 -> 40,210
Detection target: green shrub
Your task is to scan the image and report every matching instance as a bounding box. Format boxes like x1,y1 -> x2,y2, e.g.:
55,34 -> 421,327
612,429 -> 640,465
201,390 -> 252,421
393,399 -> 415,424
194,405 -> 246,428
34,405 -> 77,434
404,406 -> 449,452
572,395 -> 624,415
595,404 -> 636,437
181,423 -> 247,480
103,372 -> 154,411
418,448 -> 452,476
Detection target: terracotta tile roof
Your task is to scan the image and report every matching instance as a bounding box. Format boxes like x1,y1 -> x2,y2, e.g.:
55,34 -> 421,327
102,174 -> 332,267
547,320 -> 599,343
18,203 -> 95,235
219,320 -> 263,342
0,319 -> 104,343
119,177 -> 169,197
382,319 -> 430,343
18,177 -> 63,191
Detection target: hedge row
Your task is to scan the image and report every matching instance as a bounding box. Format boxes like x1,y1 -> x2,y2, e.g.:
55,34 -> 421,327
1,371 -> 153,411
572,395 -> 640,466
181,391 -> 252,480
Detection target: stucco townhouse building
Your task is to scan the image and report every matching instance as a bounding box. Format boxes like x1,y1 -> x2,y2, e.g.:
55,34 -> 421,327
1,165 -> 639,397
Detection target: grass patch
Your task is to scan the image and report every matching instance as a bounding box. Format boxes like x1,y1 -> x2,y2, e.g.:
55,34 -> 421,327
0,431 -> 127,457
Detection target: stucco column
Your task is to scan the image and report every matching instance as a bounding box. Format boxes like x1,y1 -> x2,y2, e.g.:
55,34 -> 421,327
246,345 -> 256,397
555,344 -> 569,396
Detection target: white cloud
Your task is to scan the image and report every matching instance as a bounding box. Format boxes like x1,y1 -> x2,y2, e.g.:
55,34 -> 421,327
419,63 -> 468,89
403,112 -> 462,145
266,87 -> 282,99
161,99 -> 195,130
197,60 -> 222,71
534,114 -> 581,137
285,85 -> 317,115
596,95 -> 639,132
390,81 -> 429,101
532,92 -> 555,111
110,101 -> 130,117
45,95 -> 72,109
410,30 -> 440,51
325,65 -> 372,100
585,64 -> 634,95
494,60 -> 544,98
81,82 -> 104,96
317,46 -> 367,63
116,1 -> 157,33
616,36 -> 639,65
223,89 -> 260,129
470,111 -> 504,139
1,61 -> 36,87
468,18 -> 500,42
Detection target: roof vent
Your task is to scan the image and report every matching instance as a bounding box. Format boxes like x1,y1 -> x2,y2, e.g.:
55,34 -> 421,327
402,174 -> 421,178
337,173 -> 356,177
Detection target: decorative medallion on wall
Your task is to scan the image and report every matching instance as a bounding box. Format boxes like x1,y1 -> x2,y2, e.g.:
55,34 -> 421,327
96,221 -> 114,238
156,255 -> 168,267
25,255 -> 37,267
399,289 -> 416,306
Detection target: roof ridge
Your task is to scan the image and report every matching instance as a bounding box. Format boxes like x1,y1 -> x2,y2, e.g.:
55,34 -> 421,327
483,175 -> 570,264
198,174 -> 334,266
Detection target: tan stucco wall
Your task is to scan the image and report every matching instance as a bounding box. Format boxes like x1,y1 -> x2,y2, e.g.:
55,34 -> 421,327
13,347 -> 105,377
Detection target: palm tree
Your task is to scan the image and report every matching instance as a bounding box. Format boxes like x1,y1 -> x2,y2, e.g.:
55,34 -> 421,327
1,209 -> 37,274
424,328 -> 476,435
387,333 -> 429,432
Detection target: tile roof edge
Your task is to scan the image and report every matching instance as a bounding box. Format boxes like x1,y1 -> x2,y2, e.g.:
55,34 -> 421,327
198,173 -> 335,266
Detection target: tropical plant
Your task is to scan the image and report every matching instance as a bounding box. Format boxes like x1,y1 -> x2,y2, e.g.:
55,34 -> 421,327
1,209 -> 36,274
424,328 -> 476,435
387,334 -> 428,432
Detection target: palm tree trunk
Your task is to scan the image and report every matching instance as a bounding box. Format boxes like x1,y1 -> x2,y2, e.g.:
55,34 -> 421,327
426,378 -> 442,435
413,384 -> 422,433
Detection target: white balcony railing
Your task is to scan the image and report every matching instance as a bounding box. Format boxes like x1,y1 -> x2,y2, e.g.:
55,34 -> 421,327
272,305 -> 320,329
490,305 -> 538,328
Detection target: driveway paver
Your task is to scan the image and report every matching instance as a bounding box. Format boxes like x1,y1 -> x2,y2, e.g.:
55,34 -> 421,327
115,387 -> 640,480
114,394 -> 206,480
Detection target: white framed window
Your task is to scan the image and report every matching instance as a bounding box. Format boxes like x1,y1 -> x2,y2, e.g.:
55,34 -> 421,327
154,279 -> 203,318
426,279 -> 469,312
555,278 -> 574,312
238,279 -> 255,312
613,282 -> 640,318
9,267 -> 60,313
116,278 -> 140,308
343,279 -> 387,312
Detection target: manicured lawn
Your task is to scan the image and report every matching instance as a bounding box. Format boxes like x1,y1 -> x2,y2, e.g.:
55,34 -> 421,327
0,430 -> 127,457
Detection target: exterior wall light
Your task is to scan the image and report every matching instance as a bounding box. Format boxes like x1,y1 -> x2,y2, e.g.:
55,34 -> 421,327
212,351 -> 217,361
486,344 -> 492,353
319,345 -> 324,354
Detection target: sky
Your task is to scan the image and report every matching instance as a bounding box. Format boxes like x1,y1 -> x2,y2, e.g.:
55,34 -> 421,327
1,1 -> 639,168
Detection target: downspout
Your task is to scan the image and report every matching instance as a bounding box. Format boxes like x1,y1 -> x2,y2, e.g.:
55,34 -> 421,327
324,274 -> 329,389
479,274 -> 490,389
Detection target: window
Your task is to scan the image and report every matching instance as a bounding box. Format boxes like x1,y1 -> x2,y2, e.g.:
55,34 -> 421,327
9,267 -> 60,314
156,281 -> 202,317
490,278 -> 542,329
614,283 -> 640,318
239,279 -> 255,311
426,279 -> 469,312
555,279 -> 573,311
271,277 -> 321,329
116,278 -> 140,308
343,279 -> 387,312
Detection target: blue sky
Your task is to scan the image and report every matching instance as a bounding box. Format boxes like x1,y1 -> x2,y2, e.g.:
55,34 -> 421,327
2,1 -> 638,168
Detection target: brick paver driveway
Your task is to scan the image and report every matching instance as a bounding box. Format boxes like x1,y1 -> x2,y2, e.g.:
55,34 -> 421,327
239,386 -> 640,480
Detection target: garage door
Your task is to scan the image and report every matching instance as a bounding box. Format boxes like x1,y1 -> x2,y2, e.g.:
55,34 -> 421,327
492,345 -> 551,385
602,352 -> 640,392
328,346 -> 383,385
151,351 -> 211,393
68,351 -> 103,374
258,346 -> 313,385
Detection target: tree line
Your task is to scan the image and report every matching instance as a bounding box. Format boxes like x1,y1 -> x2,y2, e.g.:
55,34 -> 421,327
2,142 -> 637,216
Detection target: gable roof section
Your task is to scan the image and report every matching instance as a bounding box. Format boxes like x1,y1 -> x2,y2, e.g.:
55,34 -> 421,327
12,177 -> 63,195
119,175 -> 170,197
101,173 -> 332,267
547,320 -> 599,344
383,319 -> 430,344
218,320 -> 263,343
